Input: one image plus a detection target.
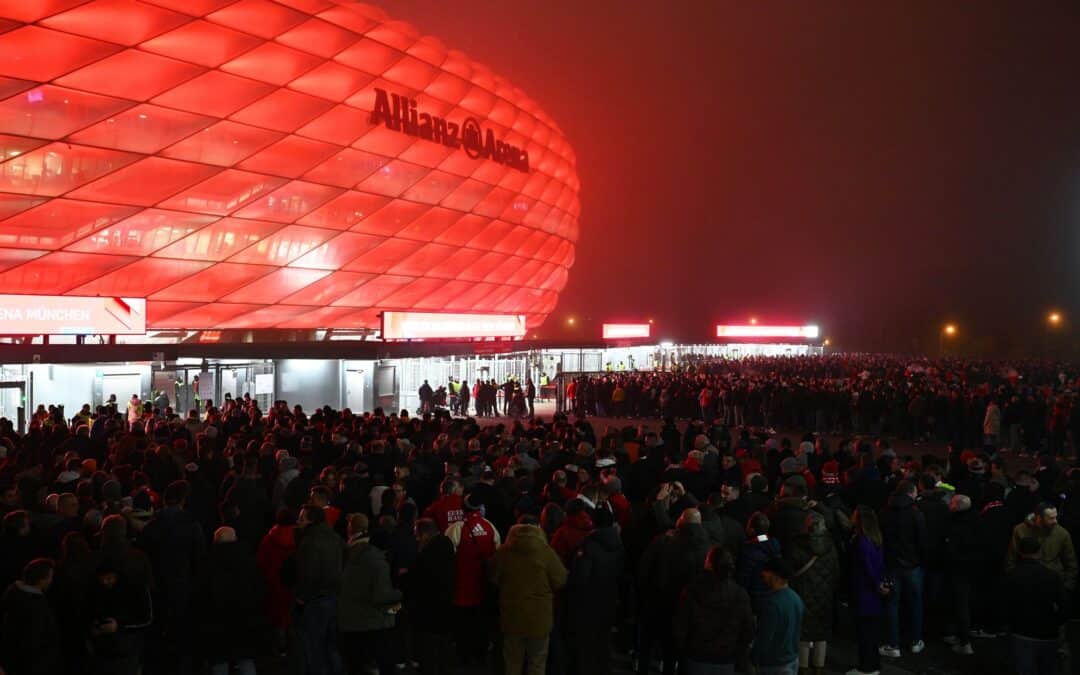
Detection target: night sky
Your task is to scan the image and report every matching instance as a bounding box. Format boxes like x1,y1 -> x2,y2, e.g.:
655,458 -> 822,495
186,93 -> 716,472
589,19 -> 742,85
374,1 -> 1080,355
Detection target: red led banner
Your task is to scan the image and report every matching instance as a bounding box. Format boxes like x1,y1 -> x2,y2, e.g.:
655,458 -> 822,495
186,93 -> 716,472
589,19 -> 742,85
0,295 -> 146,335
381,311 -> 526,340
602,323 -> 651,339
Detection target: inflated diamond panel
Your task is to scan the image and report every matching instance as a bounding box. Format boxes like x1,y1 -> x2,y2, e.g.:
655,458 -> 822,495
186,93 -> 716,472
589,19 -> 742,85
0,0 -> 577,331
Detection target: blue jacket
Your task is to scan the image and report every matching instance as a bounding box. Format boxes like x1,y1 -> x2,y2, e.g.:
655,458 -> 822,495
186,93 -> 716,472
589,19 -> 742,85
751,586 -> 804,666
850,534 -> 885,617
737,537 -> 781,600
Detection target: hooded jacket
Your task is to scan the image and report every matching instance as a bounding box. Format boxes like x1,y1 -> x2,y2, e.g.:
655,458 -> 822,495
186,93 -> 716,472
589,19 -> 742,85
672,572 -> 753,664
550,510 -> 594,565
881,493 -> 927,570
567,525 -> 624,627
489,524 -> 567,637
255,524 -> 296,630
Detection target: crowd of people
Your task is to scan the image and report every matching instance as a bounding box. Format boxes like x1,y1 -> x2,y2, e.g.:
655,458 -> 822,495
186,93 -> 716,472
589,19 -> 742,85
561,355 -> 1080,457
0,354 -> 1077,675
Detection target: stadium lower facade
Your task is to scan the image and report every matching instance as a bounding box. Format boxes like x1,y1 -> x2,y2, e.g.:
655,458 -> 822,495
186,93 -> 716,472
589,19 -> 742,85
0,0 -> 579,339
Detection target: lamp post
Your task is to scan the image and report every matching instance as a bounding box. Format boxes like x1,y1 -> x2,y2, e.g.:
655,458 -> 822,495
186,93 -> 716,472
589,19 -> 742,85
940,323 -> 957,356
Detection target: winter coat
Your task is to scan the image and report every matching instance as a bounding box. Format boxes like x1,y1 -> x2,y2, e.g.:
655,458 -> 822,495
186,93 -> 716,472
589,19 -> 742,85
489,524 -> 567,637
138,505 -> 206,609
338,538 -> 402,633
294,522 -> 343,602
567,525 -> 624,628
1006,521 -> 1079,590
880,494 -> 927,570
737,536 -> 781,601
768,498 -> 811,553
84,574 -> 152,666
916,490 -> 950,568
977,501 -> 1013,574
700,506 -> 744,557
672,573 -> 753,664
255,524 -> 296,630
406,534 -> 455,634
788,531 -> 839,641
850,534 -> 885,617
195,542 -> 266,661
944,508 -> 982,575
0,583 -> 62,675
638,523 -> 710,613
550,510 -> 594,565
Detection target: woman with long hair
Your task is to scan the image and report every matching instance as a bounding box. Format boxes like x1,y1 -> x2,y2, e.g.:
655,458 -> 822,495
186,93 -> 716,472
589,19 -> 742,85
848,506 -> 886,675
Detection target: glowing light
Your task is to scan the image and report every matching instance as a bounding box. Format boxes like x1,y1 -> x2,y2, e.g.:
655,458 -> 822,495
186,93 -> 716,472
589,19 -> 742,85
381,312 -> 527,340
602,323 -> 651,339
567,317 -> 576,326
944,324 -> 957,336
823,338 -> 831,346
659,341 -> 674,348
749,317 -> 758,325
716,324 -> 820,339
1049,312 -> 1062,326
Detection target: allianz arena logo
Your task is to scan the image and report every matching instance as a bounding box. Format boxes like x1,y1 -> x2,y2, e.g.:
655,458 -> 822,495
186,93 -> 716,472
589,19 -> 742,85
371,88 -> 530,174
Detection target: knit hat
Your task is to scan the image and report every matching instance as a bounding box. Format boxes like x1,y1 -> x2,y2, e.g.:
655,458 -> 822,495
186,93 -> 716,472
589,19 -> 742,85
780,457 -> 799,475
463,494 -> 483,512
762,556 -> 794,579
593,507 -> 615,528
279,456 -> 299,472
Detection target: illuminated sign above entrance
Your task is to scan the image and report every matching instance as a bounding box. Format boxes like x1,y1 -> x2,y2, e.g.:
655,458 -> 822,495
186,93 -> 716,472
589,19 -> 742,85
370,88 -> 530,173
603,323 -> 651,340
716,325 -> 821,339
381,311 -> 527,341
0,295 -> 146,335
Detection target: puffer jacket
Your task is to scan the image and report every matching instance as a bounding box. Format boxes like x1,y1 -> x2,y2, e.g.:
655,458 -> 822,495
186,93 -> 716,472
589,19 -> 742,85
673,572 -> 753,664
338,537 -> 402,633
489,524 -> 567,637
788,530 -> 839,641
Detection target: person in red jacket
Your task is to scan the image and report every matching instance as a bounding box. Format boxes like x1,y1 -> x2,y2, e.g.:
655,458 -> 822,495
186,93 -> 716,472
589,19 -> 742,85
446,495 -> 501,666
551,498 -> 595,565
603,477 -> 632,529
255,507 -> 297,655
424,478 -> 465,533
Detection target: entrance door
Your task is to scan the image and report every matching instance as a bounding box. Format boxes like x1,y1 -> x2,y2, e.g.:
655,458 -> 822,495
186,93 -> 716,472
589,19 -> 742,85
102,373 -> 142,407
344,369 -> 364,412
0,382 -> 25,433
374,364 -> 396,412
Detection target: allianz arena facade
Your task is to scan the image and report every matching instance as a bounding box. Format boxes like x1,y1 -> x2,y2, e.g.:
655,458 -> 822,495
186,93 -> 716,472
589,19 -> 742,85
0,0 -> 579,335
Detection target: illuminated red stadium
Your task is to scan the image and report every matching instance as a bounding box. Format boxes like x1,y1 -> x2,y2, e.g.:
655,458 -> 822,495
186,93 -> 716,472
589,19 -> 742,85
0,0 -> 579,333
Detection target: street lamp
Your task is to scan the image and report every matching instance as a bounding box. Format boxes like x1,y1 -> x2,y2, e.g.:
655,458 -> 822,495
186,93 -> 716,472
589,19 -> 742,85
749,317 -> 758,325
1048,312 -> 1062,326
566,317 -> 575,326
940,323 -> 957,356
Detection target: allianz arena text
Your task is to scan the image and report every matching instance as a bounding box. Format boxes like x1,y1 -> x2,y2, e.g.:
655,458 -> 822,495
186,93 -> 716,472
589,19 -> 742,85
0,0 -> 579,333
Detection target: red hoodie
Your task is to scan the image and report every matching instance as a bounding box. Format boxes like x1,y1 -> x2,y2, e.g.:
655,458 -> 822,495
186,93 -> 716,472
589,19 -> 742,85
551,511 -> 594,565
450,512 -> 499,608
256,524 -> 296,630
423,494 -> 465,532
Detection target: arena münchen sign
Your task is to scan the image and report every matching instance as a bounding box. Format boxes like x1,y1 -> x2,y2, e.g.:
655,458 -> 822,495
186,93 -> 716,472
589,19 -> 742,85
370,88 -> 530,173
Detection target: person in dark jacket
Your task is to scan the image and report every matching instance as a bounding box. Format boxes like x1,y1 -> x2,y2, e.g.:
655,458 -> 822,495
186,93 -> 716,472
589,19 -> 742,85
788,512 -> 839,675
636,508 -> 710,675
292,503 -> 344,675
339,514 -> 401,675
408,519 -> 455,675
974,482 -> 1012,636
137,480 -> 205,675
0,558 -> 62,675
672,546 -> 753,675
736,512 -> 781,604
879,480 -> 927,657
915,473 -> 950,623
943,494 -> 980,655
0,511 -> 36,593
86,560 -> 153,675
196,527 -> 266,675
567,507 -> 624,675
700,493 -> 744,557
1005,536 -> 1068,675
